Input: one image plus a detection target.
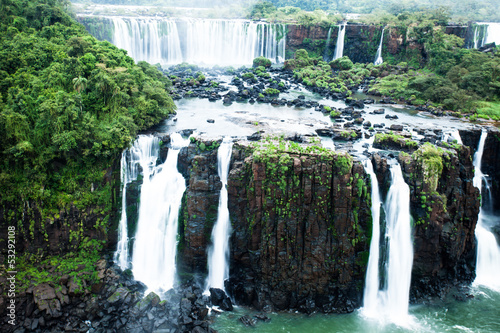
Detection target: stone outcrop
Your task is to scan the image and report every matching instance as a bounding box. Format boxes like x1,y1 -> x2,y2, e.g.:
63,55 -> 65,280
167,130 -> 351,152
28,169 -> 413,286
226,144 -> 372,313
177,140 -> 221,274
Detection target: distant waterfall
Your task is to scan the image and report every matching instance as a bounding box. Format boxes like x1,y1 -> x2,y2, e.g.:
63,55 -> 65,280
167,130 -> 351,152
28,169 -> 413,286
483,22 -> 500,45
373,28 -> 385,65
472,23 -> 500,48
323,27 -> 333,62
106,17 -> 286,67
473,26 -> 480,49
361,163 -> 413,326
473,130 -> 500,291
333,23 -> 346,60
206,137 -> 234,292
111,17 -> 182,66
131,133 -> 189,294
361,159 -> 382,316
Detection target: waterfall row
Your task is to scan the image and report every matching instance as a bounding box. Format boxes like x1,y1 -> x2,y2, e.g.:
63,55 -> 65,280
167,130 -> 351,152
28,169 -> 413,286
473,131 -> 500,292
362,161 -> 413,326
333,23 -> 346,60
109,17 -> 286,67
206,137 -> 234,292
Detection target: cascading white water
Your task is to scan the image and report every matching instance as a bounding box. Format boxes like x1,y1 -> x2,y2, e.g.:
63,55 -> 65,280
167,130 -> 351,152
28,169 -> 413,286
206,137 -> 234,292
109,17 -> 285,67
361,163 -> 413,326
333,23 -> 346,60
482,22 -> 500,46
374,28 -> 385,65
384,164 -> 413,324
361,159 -> 382,316
323,27 -> 333,62
112,17 -> 183,66
131,133 -> 189,294
114,136 -> 161,270
442,129 -> 463,145
114,151 -> 131,270
473,26 -> 480,49
473,130 -> 500,291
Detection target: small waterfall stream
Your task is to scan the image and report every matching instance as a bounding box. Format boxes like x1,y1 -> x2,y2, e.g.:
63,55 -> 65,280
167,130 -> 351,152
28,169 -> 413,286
323,27 -> 333,62
333,23 -> 346,60
473,130 -> 500,291
131,133 -> 189,294
206,137 -> 234,292
373,28 -> 385,65
361,159 -> 382,316
361,162 -> 413,326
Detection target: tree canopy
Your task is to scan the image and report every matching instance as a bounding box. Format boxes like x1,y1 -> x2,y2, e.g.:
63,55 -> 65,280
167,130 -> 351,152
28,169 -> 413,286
0,0 -> 175,227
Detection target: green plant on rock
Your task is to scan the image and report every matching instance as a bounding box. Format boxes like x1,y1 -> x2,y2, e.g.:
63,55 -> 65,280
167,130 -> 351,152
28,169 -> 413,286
412,143 -> 444,192
253,56 -> 272,68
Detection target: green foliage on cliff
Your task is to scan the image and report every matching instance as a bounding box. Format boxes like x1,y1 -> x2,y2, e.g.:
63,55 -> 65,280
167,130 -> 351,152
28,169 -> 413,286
412,143 -> 444,192
374,132 -> 418,150
0,0 -> 175,242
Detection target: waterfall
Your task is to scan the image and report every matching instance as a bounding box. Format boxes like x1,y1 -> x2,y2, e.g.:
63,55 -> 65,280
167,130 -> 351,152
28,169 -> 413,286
114,151 -> 131,270
106,17 -> 286,67
111,17 -> 183,66
483,22 -> 500,45
373,28 -> 385,65
206,137 -> 234,292
333,23 -> 346,60
114,136 -> 161,270
323,27 -> 333,62
473,26 -> 479,49
361,163 -> 413,326
473,130 -> 500,291
131,133 -> 189,294
442,129 -> 463,145
362,159 -> 382,316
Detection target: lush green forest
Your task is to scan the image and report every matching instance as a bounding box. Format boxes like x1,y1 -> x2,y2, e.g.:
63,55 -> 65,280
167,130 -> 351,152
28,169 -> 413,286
0,0 -> 175,238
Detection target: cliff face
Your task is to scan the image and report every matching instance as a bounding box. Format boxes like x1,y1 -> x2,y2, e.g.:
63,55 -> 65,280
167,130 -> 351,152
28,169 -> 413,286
177,141 -> 221,273
286,23 -> 468,65
178,137 -> 481,311
0,161 -> 121,257
226,145 -> 371,313
178,141 -> 371,313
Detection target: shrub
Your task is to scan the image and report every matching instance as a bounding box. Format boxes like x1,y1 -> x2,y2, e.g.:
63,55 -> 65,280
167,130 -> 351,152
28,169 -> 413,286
329,56 -> 354,70
253,56 -> 272,68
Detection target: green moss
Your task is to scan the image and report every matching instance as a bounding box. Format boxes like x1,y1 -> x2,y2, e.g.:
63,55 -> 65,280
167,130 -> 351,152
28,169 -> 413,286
412,143 -> 444,192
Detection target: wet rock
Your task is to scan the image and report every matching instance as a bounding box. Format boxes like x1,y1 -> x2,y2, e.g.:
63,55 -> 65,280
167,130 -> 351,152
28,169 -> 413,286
207,119 -> 215,123
385,114 -> 398,120
247,132 -> 263,141
315,128 -> 333,136
373,108 -> 385,114
209,288 -> 233,311
389,124 -> 404,131
239,315 -> 257,327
